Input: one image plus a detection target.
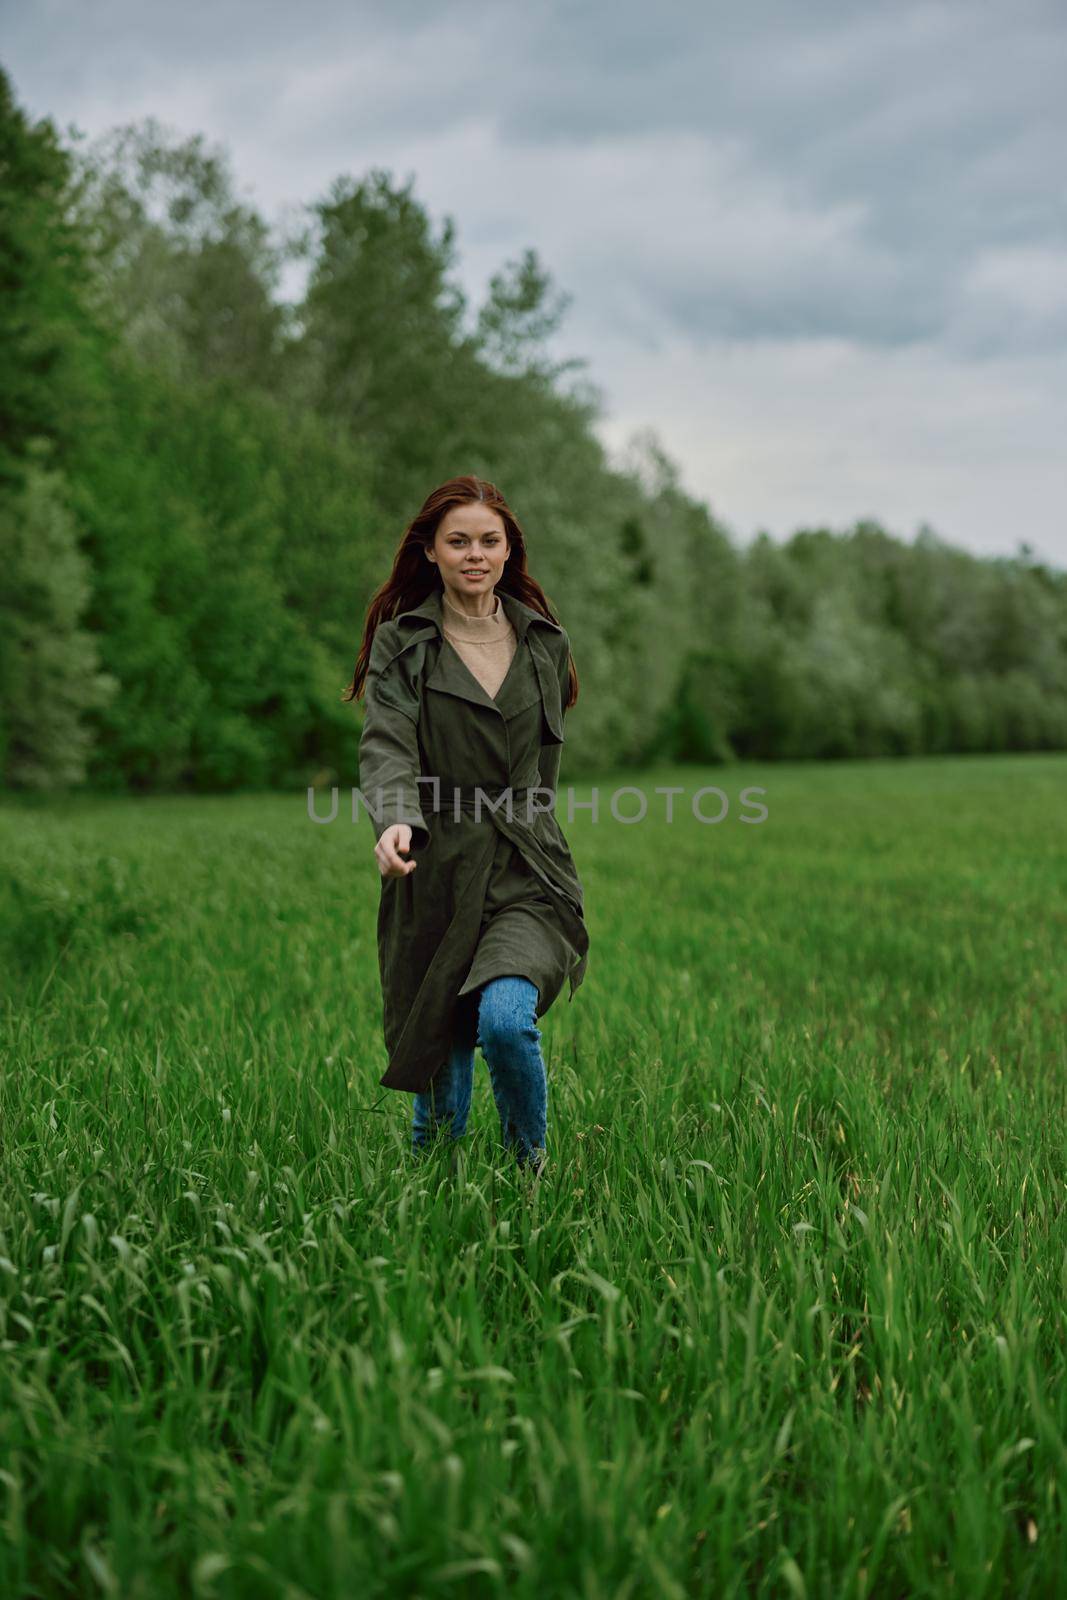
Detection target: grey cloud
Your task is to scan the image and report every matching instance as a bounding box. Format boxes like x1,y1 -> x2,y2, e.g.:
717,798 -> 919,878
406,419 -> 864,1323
7,0 -> 1065,353
489,0 -> 1067,351
3,0 -> 1066,557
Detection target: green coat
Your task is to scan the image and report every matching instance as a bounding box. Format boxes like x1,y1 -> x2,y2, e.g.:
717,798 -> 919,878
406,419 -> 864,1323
358,585 -> 590,1094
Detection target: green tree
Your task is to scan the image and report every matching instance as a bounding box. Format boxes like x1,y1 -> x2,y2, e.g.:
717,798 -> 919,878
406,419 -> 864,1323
474,247 -> 582,384
0,452 -> 116,787
290,169 -> 468,510
70,117 -> 288,389
0,66 -> 99,483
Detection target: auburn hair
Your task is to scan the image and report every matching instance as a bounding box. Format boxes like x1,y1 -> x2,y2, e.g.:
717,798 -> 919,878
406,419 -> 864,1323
343,475 -> 578,708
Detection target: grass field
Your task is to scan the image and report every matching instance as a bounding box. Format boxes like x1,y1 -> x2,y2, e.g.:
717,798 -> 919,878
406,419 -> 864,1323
1,754 -> 1065,1598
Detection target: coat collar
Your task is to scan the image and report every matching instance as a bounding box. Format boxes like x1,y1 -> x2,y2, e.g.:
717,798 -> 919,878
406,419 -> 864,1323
393,584 -> 561,645
390,584 -> 562,721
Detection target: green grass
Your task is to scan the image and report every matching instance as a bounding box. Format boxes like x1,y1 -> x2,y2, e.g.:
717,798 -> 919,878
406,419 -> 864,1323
1,753 -> 1065,1598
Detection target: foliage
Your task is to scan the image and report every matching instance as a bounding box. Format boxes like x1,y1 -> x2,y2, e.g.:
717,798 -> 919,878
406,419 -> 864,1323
0,450 -> 117,787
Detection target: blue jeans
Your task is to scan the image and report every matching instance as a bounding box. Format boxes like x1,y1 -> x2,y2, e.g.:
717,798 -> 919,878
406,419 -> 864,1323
411,976 -> 547,1168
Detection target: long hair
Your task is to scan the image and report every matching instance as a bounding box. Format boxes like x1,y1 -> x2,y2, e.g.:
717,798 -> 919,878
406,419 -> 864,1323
343,475 -> 578,708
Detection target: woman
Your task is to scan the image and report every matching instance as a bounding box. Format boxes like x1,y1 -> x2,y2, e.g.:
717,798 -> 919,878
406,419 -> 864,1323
346,476 -> 590,1175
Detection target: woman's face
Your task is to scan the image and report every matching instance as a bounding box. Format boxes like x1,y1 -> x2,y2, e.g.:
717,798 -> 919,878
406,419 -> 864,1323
427,505 -> 509,607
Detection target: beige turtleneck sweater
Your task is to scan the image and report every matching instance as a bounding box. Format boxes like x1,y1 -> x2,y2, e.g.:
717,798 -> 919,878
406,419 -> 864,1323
441,589 -> 517,699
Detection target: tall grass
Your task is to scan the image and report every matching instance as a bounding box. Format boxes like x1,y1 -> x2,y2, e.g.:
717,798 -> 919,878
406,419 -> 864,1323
1,755 -> 1064,1597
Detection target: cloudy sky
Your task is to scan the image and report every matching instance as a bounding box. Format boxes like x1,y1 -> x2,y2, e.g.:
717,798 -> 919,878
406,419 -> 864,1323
6,0 -> 1067,565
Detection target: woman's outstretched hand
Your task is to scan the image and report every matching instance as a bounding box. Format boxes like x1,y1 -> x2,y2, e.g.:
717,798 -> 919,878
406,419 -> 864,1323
375,823 -> 418,878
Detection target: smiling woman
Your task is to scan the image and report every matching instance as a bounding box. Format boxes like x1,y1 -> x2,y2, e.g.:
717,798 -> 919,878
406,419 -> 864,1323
345,474 -> 589,1174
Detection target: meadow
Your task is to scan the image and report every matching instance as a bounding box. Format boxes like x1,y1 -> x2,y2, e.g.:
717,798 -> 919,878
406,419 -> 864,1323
1,753 -> 1065,1598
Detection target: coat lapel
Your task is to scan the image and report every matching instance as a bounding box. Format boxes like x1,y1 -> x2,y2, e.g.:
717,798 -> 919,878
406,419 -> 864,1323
394,586 -> 559,721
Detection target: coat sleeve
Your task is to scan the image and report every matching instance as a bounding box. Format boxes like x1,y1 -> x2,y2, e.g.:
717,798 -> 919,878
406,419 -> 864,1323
358,626 -> 431,851
537,630 -> 571,800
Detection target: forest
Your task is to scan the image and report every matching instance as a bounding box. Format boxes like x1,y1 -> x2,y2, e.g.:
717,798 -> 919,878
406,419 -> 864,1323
3,64 -> 1066,793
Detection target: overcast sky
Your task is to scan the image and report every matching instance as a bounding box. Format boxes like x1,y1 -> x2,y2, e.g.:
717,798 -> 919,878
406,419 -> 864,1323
5,0 -> 1067,566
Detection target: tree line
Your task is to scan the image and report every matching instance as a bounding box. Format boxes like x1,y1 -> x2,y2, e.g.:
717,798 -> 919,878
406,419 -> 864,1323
2,65 -> 1065,793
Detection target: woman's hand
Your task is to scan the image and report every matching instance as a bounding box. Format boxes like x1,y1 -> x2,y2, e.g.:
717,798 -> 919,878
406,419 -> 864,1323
375,822 -> 418,878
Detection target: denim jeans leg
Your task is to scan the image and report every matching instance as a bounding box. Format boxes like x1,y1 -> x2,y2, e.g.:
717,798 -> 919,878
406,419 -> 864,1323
411,999 -> 476,1153
476,976 -> 548,1168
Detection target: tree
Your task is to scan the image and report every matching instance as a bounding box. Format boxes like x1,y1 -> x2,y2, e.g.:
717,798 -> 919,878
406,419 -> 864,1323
70,117 -> 288,389
474,247 -> 583,385
0,451 -> 116,787
291,168 -> 467,502
0,67 -> 98,483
